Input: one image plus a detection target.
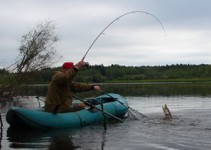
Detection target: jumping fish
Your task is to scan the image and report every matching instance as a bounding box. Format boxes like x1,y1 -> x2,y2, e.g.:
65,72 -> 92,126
162,104 -> 173,120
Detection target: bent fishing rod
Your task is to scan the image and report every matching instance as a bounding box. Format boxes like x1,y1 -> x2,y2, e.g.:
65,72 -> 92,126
81,10 -> 166,61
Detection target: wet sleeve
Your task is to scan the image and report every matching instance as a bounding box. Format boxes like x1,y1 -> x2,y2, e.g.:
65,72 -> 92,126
70,82 -> 94,92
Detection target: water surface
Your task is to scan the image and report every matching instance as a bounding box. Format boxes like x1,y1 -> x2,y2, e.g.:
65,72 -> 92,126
1,83 -> 211,150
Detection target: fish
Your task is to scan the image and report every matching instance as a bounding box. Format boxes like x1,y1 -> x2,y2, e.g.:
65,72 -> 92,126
162,104 -> 173,120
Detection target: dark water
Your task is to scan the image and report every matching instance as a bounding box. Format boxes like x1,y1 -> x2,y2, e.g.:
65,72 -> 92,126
1,83 -> 211,150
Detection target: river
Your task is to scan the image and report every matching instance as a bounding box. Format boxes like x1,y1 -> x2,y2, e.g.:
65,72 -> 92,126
1,83 -> 211,150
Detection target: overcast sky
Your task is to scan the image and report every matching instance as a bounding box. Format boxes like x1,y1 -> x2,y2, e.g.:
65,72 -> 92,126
1,0 -> 211,68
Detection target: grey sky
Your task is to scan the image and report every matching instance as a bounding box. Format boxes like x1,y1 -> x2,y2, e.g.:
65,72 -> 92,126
1,0 -> 211,67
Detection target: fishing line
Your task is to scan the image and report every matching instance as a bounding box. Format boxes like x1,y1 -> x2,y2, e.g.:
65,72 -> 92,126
82,10 -> 166,61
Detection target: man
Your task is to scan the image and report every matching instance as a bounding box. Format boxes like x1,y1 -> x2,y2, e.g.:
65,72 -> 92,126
45,60 -> 101,113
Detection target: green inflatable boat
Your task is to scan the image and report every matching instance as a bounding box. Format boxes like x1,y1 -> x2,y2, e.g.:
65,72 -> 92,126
6,93 -> 128,129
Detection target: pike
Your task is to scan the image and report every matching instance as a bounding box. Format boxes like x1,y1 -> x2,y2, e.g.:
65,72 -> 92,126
82,10 -> 166,61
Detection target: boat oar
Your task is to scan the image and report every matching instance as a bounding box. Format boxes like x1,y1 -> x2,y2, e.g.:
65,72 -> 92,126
100,91 -> 148,119
100,98 -> 107,130
73,95 -> 124,123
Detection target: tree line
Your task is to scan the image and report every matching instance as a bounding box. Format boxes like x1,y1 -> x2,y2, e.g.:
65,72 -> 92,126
1,63 -> 210,84
43,63 -> 211,83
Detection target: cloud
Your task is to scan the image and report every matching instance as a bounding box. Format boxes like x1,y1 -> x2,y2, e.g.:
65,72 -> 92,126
1,0 -> 211,68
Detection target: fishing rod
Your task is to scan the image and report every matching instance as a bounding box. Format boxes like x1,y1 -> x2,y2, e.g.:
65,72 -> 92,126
73,95 -> 124,123
100,90 -> 147,119
81,10 -> 166,61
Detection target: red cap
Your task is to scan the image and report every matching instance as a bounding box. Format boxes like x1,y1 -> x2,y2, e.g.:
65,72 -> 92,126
62,62 -> 74,69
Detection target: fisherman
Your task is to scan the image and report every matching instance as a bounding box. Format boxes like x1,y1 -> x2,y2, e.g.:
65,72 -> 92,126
44,60 -> 101,113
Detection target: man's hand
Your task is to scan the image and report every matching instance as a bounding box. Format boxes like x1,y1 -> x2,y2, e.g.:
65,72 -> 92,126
93,85 -> 101,91
74,60 -> 86,69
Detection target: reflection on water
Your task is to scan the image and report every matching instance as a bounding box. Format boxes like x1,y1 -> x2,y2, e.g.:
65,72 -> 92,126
7,125 -> 108,150
18,82 -> 211,97
104,82 -> 211,97
7,127 -> 80,149
1,83 -> 211,150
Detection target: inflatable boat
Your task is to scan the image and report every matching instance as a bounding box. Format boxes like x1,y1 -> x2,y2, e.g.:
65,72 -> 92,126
6,93 -> 128,129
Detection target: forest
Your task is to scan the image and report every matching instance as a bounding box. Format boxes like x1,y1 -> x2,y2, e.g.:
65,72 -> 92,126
1,63 -> 211,84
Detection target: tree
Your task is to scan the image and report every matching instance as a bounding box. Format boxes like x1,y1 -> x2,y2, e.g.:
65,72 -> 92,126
0,20 -> 60,99
16,21 -> 59,78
